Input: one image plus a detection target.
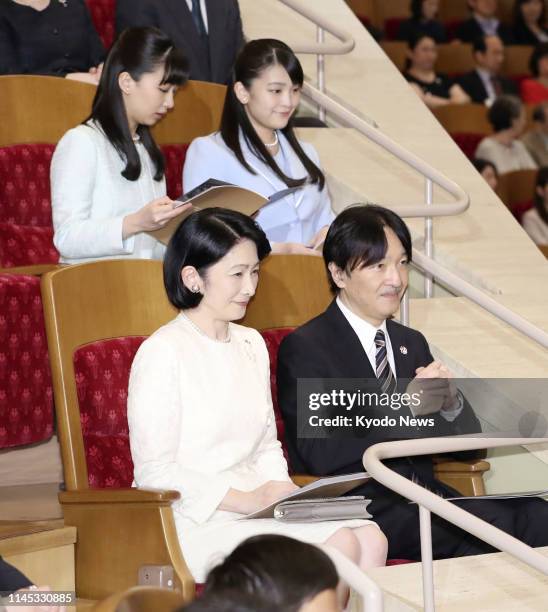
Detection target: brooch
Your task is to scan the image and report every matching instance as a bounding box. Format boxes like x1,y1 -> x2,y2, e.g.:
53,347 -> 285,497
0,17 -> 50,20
400,346 -> 408,355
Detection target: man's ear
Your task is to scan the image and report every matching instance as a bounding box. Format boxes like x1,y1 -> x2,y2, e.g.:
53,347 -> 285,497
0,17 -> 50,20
328,262 -> 346,290
118,71 -> 134,95
234,81 -> 250,105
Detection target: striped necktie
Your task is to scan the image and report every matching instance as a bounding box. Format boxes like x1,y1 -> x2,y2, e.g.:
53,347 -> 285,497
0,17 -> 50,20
374,330 -> 397,395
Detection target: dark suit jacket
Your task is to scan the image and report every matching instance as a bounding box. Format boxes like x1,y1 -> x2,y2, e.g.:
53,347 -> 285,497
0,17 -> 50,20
454,18 -> 514,45
116,0 -> 244,84
456,69 -> 518,104
277,301 -> 481,513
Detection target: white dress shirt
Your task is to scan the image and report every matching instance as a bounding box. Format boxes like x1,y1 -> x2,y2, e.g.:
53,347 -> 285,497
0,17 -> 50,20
185,0 -> 208,32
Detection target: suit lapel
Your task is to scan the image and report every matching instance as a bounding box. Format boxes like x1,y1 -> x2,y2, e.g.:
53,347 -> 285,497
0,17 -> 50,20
205,0 -> 224,82
166,0 -> 209,78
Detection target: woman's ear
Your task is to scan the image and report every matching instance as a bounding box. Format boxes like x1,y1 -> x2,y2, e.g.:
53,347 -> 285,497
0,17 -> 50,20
181,266 -> 203,294
234,81 -> 250,105
118,71 -> 134,95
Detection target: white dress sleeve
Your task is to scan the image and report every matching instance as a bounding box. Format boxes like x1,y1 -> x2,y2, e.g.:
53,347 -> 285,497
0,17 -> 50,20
128,335 -> 232,524
303,142 -> 335,233
182,136 -> 221,193
51,127 -> 134,259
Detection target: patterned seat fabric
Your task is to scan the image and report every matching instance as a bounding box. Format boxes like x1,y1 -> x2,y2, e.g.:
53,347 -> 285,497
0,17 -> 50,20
73,336 -> 147,488
86,0 -> 116,50
0,274 -> 54,448
161,144 -> 190,200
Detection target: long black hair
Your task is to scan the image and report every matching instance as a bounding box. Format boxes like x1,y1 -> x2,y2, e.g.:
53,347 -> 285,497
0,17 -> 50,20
87,27 -> 189,181
514,0 -> 547,34
220,39 -> 325,190
534,166 -> 548,224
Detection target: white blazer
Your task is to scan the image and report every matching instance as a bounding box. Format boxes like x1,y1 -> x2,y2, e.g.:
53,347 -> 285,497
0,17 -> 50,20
51,122 -> 166,264
182,131 -> 334,244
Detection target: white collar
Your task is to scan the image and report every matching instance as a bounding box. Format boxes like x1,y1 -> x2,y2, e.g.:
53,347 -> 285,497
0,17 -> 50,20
336,296 -> 388,348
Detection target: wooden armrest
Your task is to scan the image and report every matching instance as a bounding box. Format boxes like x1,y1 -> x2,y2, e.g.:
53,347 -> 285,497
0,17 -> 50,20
59,487 -> 180,505
0,264 -> 62,276
434,458 -> 491,496
291,474 -> 320,487
432,458 -> 491,473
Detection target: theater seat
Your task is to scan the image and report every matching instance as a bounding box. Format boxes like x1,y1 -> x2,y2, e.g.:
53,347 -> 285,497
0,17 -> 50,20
86,0 -> 116,50
161,144 -> 189,200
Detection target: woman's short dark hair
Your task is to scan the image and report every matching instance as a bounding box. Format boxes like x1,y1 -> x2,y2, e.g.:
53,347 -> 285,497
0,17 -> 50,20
473,157 -> 499,177
529,42 -> 548,78
410,0 -> 436,21
534,166 -> 548,224
164,208 -> 271,309
220,39 -> 325,191
201,535 -> 338,612
323,205 -> 413,293
487,95 -> 523,132
405,32 -> 435,69
514,0 -> 547,35
88,27 -> 189,181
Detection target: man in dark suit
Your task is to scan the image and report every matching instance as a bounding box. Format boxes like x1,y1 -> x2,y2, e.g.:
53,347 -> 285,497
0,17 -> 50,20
277,204 -> 548,560
457,35 -> 519,104
455,0 -> 514,44
116,0 -> 244,84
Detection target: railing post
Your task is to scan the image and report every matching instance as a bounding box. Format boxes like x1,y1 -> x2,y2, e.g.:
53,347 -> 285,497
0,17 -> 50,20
424,177 -> 433,298
316,26 -> 326,122
419,505 -> 436,612
400,289 -> 409,327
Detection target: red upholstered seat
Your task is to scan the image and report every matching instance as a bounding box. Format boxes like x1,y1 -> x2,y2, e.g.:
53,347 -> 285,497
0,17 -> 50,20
86,0 -> 116,50
73,336 -> 147,488
385,18 -> 405,41
161,144 -> 189,200
0,274 -> 54,449
451,133 -> 484,160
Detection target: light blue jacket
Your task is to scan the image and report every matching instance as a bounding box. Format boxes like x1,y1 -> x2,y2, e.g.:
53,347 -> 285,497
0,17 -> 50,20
182,131 -> 334,244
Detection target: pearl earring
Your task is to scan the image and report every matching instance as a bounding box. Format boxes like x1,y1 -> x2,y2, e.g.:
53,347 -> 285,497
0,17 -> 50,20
191,285 -> 200,293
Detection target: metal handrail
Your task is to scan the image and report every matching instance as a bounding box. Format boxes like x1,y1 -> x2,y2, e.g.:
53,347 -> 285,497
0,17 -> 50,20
278,0 -> 355,55
363,437 -> 548,611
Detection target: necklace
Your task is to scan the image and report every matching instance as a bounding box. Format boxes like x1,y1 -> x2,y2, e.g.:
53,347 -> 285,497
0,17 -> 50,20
180,312 -> 231,343
264,131 -> 278,148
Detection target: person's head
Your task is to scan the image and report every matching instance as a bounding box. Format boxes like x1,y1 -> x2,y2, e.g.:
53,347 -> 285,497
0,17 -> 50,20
181,592 -> 277,612
164,209 -> 271,321
406,33 -> 438,72
410,0 -> 440,21
487,95 -> 526,135
533,101 -> 548,134
473,35 -> 505,74
534,166 -> 548,223
473,158 -> 499,190
89,27 -> 189,181
468,0 -> 498,19
514,0 -> 546,29
529,42 -> 548,79
220,39 -> 325,190
202,535 -> 340,612
323,205 -> 412,327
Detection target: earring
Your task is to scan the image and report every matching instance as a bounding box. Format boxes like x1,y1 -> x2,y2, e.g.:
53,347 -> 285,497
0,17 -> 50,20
191,285 -> 200,293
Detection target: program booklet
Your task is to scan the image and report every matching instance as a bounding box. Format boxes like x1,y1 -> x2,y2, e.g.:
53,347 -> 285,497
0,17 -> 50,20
241,472 -> 372,521
148,179 -> 302,245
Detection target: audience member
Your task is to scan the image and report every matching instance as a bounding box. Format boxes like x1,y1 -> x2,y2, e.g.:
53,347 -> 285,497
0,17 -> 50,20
476,95 -> 537,171
457,35 -> 519,105
512,0 -> 548,45
397,0 -> 447,44
183,39 -> 334,255
0,0 -> 105,82
183,535 -> 341,612
277,204 -> 548,561
520,42 -> 548,103
116,0 -> 244,85
522,166 -> 548,244
51,27 -> 191,264
522,102 -> 548,166
473,157 -> 499,190
455,0 -> 514,44
127,208 -> 387,583
404,33 -> 470,108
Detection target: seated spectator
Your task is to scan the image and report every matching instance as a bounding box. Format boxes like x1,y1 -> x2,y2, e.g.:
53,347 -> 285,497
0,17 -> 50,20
182,535 -> 340,612
397,0 -> 447,44
520,42 -> 548,103
116,0 -> 244,85
522,101 -> 548,166
473,157 -> 499,190
0,0 -> 105,82
476,95 -> 538,172
183,39 -> 334,255
513,0 -> 548,45
455,0 -> 514,45
457,35 -> 519,105
522,166 -> 548,244
127,208 -> 388,583
404,33 -> 470,108
51,27 -> 191,264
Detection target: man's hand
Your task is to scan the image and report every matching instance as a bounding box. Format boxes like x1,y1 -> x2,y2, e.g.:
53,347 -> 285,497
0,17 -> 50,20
406,361 -> 458,416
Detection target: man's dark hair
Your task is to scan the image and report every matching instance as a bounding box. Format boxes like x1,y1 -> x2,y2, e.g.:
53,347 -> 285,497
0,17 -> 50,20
164,208 -> 271,310
196,535 -> 338,612
532,103 -> 547,123
472,34 -> 501,55
487,95 -> 523,132
323,204 -> 412,293
534,166 -> 548,224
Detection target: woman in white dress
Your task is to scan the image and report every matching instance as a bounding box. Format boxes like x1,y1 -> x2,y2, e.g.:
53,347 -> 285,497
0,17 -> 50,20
182,39 -> 334,256
51,27 -> 191,264
127,208 -> 387,583
522,166 -> 548,245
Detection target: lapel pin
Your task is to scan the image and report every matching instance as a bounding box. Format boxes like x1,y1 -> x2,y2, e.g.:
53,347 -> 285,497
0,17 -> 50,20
400,346 -> 408,355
